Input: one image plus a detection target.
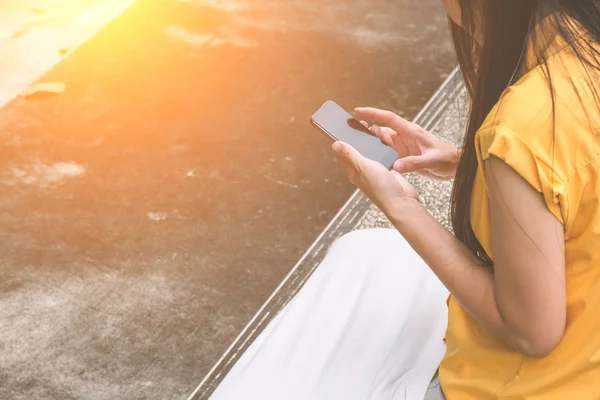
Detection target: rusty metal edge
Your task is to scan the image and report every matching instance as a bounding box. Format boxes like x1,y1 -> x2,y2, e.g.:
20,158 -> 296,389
186,66 -> 463,400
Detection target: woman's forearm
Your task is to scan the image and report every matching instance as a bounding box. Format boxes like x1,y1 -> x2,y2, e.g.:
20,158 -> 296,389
386,198 -> 535,355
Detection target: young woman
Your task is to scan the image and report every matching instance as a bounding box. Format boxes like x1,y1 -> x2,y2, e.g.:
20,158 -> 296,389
211,1 -> 600,399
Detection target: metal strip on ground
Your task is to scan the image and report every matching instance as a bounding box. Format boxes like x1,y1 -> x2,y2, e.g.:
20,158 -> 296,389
187,66 -> 463,400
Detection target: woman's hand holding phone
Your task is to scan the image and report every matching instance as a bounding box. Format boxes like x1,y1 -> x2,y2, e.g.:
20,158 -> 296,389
355,107 -> 460,181
329,105 -> 460,217
332,140 -> 419,215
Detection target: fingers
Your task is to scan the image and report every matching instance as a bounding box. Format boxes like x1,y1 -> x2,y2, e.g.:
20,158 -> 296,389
332,141 -> 367,186
359,120 -> 394,147
370,124 -> 393,147
332,141 -> 363,172
355,107 -> 412,132
393,155 -> 434,174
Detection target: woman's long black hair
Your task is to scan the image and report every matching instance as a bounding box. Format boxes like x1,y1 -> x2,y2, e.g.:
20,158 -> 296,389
450,0 -> 600,264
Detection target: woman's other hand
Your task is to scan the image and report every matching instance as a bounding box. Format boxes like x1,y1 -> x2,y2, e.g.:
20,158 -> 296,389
355,107 -> 460,180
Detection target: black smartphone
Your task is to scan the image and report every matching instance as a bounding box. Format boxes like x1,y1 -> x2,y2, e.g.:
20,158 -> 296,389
311,100 -> 398,169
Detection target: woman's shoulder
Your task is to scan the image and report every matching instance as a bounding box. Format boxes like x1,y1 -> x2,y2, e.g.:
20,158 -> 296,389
479,46 -> 600,177
482,45 -> 592,132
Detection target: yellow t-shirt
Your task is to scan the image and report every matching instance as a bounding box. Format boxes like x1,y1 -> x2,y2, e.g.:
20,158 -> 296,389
439,41 -> 600,398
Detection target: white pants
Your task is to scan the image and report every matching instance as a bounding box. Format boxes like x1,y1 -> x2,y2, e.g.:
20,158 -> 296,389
211,229 -> 449,400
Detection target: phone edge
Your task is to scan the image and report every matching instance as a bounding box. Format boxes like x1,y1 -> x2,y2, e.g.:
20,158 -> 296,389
309,116 -> 337,142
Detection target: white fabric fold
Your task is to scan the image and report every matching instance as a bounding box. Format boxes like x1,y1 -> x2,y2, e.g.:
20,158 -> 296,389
211,228 -> 449,400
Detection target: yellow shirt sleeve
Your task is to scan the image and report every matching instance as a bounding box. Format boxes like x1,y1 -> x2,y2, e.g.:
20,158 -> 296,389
474,66 -> 576,225
476,123 -> 567,224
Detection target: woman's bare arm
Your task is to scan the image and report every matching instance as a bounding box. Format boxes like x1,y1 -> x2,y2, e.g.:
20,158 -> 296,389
387,155 -> 566,358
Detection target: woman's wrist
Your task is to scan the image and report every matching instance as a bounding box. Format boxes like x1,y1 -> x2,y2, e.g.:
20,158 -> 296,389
385,197 -> 428,231
444,145 -> 462,180
453,147 -> 463,169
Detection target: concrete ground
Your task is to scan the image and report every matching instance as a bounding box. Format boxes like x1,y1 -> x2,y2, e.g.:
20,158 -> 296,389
0,1 -> 455,399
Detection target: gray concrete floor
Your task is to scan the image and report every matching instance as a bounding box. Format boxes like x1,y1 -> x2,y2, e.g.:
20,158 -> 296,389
0,0 -> 455,399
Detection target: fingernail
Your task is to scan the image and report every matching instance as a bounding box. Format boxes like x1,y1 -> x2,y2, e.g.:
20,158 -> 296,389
394,160 -> 403,170
355,107 -> 365,111
332,142 -> 342,152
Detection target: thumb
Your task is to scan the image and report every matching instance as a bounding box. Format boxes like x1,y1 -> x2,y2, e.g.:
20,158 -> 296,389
392,156 -> 432,173
332,141 -> 363,170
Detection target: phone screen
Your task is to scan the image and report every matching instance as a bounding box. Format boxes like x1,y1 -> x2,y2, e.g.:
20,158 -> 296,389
311,100 -> 398,169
